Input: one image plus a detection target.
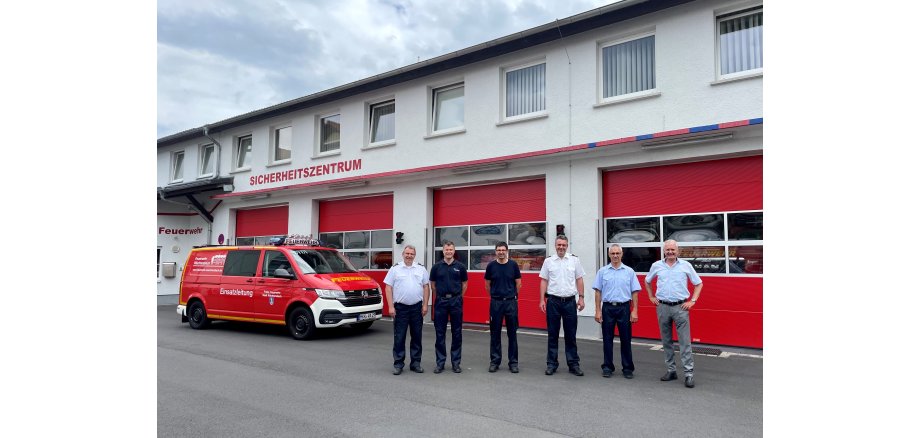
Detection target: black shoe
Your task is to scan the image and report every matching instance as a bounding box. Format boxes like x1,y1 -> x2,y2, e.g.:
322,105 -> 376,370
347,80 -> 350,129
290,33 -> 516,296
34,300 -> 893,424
410,365 -> 424,373
661,371 -> 677,381
623,371 -> 634,379
545,367 -> 556,375
602,369 -> 612,378
452,364 -> 462,373
488,364 -> 499,373
433,366 -> 444,374
569,366 -> 584,376
509,365 -> 520,373
685,376 -> 695,388
393,367 -> 403,375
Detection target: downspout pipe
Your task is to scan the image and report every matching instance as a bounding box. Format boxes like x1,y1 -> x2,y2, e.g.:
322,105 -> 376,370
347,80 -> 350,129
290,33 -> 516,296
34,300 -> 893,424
201,125 -> 223,245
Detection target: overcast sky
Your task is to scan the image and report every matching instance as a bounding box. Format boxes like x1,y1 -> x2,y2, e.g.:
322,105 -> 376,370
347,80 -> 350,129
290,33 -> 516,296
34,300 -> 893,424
157,0 -> 619,138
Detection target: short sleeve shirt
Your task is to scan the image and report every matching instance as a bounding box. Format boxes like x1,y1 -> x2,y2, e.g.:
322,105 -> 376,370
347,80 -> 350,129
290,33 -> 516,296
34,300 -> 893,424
383,261 -> 430,305
539,253 -> 586,297
484,260 -> 521,298
429,259 -> 468,295
645,258 -> 702,302
592,263 -> 641,303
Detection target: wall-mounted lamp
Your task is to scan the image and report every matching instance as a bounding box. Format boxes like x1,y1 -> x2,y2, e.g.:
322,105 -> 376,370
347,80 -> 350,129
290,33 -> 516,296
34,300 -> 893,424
556,224 -> 566,237
641,132 -> 734,150
328,180 -> 368,190
450,162 -> 509,175
240,193 -> 271,201
395,232 -> 404,244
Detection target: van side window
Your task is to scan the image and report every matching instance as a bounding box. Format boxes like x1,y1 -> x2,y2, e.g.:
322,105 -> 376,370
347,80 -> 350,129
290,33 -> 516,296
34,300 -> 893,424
263,250 -> 292,277
222,250 -> 260,277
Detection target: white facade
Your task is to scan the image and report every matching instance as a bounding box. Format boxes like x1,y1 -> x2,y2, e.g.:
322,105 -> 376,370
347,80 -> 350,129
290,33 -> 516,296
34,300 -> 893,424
157,0 -> 763,336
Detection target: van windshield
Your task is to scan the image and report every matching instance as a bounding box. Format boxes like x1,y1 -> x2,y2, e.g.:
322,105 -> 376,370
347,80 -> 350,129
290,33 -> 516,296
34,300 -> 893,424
293,249 -> 360,274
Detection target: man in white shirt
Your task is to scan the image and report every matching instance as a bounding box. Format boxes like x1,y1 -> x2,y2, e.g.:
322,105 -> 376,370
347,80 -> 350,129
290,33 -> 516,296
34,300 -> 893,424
384,245 -> 430,375
539,235 -> 586,376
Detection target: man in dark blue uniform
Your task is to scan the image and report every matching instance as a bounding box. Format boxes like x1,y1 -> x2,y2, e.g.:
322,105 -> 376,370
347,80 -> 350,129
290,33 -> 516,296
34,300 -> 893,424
429,241 -> 468,373
484,242 -> 522,373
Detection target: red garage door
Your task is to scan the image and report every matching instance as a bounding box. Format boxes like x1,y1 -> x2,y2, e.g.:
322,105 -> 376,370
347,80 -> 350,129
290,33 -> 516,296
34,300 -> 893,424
235,205 -> 288,245
602,156 -> 763,348
318,194 -> 394,314
433,179 -> 548,329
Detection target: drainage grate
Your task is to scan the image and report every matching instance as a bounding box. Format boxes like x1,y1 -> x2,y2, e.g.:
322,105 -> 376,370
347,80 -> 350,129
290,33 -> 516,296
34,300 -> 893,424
672,345 -> 722,355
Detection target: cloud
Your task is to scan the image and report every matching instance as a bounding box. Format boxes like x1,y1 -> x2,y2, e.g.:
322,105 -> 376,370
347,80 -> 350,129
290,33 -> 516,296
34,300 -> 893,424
157,0 -> 615,137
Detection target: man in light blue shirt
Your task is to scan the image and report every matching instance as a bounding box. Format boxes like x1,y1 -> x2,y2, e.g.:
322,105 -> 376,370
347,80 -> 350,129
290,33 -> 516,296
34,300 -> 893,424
645,239 -> 703,388
592,244 -> 641,379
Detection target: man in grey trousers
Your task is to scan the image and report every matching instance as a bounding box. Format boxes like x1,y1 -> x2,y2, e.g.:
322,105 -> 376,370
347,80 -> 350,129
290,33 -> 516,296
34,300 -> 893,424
645,239 -> 703,388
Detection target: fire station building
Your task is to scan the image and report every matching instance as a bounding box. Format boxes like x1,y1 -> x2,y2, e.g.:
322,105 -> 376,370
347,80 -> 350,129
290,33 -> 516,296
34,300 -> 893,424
157,0 -> 763,348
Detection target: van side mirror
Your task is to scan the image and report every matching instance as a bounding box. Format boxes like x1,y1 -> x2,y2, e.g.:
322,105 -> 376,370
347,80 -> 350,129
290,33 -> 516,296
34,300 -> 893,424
273,268 -> 296,279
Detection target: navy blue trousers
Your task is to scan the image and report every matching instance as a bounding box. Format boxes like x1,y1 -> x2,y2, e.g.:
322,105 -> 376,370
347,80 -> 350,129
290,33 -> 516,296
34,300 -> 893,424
489,299 -> 518,366
434,296 -> 463,367
393,302 -> 423,369
601,302 -> 634,373
546,297 -> 580,369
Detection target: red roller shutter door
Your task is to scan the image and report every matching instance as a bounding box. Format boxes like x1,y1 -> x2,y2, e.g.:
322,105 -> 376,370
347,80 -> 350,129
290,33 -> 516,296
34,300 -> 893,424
318,195 -> 394,314
603,156 -> 763,348
434,179 -> 547,329
236,205 -> 289,238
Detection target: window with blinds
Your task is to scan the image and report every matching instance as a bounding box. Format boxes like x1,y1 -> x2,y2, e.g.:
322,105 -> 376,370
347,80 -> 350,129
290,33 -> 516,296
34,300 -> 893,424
504,61 -> 545,119
601,34 -> 656,99
717,7 -> 763,78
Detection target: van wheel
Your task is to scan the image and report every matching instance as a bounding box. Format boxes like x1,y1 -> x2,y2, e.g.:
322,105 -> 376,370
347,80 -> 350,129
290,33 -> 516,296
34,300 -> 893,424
188,301 -> 210,329
352,321 -> 374,331
288,307 -> 315,340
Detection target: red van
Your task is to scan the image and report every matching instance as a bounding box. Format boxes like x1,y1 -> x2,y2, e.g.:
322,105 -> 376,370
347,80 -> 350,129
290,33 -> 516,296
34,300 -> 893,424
177,237 -> 383,340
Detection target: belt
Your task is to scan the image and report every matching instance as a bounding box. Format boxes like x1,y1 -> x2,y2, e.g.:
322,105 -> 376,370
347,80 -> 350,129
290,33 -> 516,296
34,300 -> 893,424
438,293 -> 460,299
491,295 -> 517,301
547,295 -> 576,302
659,299 -> 686,306
603,301 -> 631,306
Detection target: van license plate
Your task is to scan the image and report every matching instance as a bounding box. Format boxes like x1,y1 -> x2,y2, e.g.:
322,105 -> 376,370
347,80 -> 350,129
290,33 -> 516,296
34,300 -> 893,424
357,312 -> 375,321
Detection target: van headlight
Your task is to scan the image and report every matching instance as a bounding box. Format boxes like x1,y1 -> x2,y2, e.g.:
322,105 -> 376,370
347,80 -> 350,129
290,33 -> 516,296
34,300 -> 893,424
315,289 -> 346,299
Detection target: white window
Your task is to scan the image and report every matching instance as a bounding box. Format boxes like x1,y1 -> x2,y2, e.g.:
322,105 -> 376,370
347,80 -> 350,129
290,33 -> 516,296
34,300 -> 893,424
171,151 -> 184,182
319,114 -> 341,153
503,61 -> 545,119
600,34 -> 655,100
717,7 -> 763,79
369,100 -> 395,145
199,143 -> 215,177
272,125 -> 292,163
235,135 -> 252,170
432,83 -> 464,133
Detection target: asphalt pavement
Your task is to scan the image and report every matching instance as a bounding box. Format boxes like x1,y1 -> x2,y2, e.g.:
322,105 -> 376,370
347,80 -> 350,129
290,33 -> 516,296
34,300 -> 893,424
158,305 -> 762,437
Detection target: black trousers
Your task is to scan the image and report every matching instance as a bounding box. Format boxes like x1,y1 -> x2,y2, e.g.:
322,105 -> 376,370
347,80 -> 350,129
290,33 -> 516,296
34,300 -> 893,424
546,297 -> 579,369
393,301 -> 423,369
601,302 -> 634,373
434,295 -> 463,367
489,298 -> 518,366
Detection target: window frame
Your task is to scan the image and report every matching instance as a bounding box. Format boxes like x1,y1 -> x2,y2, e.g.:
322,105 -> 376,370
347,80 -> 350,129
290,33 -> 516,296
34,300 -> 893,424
603,210 -> 763,276
500,59 -> 548,123
233,134 -> 253,172
270,124 -> 293,165
597,31 -> 659,104
318,228 -> 394,270
316,112 -> 342,156
715,5 -> 763,81
433,221 -> 548,272
366,99 -> 396,149
234,235 -> 285,246
430,82 -> 465,135
198,143 -> 216,178
170,150 -> 185,183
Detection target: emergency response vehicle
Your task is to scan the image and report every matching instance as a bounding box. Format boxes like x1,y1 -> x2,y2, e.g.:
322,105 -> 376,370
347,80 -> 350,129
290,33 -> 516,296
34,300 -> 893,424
177,234 -> 383,340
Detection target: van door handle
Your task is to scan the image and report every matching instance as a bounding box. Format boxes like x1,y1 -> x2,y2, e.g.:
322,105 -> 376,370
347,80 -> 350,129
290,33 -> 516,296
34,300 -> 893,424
246,279 -> 254,283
